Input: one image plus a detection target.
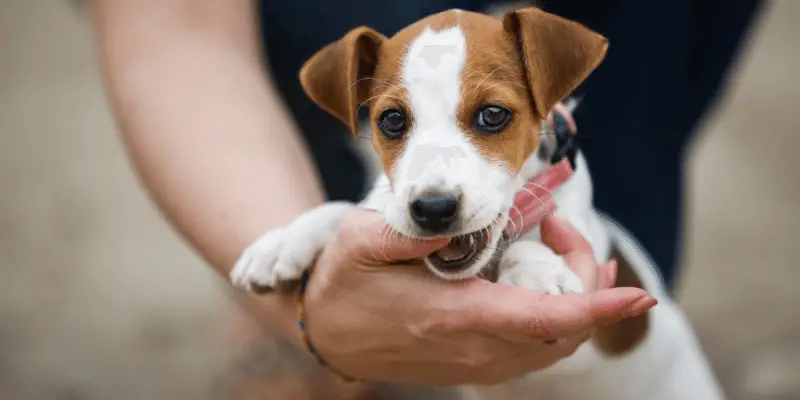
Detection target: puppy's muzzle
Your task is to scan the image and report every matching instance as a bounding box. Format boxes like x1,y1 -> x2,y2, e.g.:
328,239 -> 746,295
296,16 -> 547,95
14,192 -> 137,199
410,192 -> 459,233
408,191 -> 495,278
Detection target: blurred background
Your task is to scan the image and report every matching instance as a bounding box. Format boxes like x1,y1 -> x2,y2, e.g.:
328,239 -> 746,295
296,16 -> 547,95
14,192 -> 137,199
0,1 -> 798,399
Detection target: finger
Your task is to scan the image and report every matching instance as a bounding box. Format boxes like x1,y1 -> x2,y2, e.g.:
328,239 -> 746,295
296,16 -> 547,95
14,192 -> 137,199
540,216 -> 597,288
506,161 -> 573,238
339,210 -> 451,262
471,284 -> 657,341
540,216 -> 592,257
596,259 -> 618,290
506,196 -> 557,239
512,160 -> 572,215
529,289 -> 657,340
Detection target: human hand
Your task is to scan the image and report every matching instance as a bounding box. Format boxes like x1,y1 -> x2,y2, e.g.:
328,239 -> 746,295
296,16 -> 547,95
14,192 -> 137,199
302,211 -> 655,386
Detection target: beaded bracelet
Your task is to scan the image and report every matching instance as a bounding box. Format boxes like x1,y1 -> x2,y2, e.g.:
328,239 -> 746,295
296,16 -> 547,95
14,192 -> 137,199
296,269 -> 360,384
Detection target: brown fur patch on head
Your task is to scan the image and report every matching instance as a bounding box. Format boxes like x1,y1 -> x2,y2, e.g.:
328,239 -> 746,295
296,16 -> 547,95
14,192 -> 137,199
456,12 -> 539,173
366,9 -> 542,175
452,7 -> 608,172
300,7 -> 608,176
364,34 -> 413,175
365,10 -> 464,175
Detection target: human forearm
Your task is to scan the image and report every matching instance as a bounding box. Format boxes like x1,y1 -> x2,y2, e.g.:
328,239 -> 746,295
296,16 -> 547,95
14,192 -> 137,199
90,0 -> 324,338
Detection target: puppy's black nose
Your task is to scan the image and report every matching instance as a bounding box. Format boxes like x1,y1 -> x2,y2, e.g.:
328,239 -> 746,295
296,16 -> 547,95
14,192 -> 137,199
410,193 -> 459,233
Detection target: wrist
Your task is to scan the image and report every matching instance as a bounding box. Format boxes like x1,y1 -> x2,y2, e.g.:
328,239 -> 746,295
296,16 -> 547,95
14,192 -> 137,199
296,269 -> 360,383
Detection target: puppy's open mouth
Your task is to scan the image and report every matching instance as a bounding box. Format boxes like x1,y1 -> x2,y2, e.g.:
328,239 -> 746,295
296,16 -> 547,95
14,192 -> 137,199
428,231 -> 490,273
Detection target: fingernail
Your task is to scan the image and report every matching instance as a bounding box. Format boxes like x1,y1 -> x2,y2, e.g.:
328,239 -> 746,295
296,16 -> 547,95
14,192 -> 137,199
627,296 -> 658,316
607,259 -> 618,287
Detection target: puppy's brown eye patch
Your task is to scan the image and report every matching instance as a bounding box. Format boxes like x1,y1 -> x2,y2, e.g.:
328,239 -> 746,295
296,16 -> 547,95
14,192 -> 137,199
475,105 -> 512,133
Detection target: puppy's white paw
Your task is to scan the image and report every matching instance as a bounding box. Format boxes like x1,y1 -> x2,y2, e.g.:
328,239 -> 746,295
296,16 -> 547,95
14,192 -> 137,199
498,241 -> 584,295
230,228 -> 304,292
230,202 -> 353,293
231,228 -> 284,292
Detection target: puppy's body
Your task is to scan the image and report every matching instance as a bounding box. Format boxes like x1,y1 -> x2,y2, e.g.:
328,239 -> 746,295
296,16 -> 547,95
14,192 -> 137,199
231,8 -> 724,399
461,153 -> 725,400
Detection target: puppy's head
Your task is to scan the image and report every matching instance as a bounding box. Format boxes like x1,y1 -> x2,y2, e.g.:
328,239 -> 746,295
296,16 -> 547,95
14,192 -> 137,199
300,7 -> 607,279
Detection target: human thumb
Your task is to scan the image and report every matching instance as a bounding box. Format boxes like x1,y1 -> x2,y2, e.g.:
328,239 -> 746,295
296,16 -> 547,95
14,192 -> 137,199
341,210 -> 451,263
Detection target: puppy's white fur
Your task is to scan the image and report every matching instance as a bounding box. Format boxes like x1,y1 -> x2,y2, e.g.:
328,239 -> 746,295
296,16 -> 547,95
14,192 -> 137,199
231,21 -> 724,400
391,25 -> 526,280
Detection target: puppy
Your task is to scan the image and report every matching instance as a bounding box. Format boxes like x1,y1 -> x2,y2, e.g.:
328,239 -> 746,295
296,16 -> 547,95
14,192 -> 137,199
231,7 -> 725,400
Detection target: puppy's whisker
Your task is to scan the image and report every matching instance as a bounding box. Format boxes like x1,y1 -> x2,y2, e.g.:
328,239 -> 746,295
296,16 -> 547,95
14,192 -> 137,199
508,206 -> 523,238
350,76 -> 384,89
477,80 -> 527,95
390,227 -> 400,254
385,228 -> 395,262
527,182 -> 555,195
478,82 -> 504,95
472,66 -> 503,92
483,246 -> 507,253
352,77 -> 403,94
360,222 -> 380,262
522,185 -> 552,197
357,94 -> 406,111
382,228 -> 394,263
389,226 -> 403,260
380,226 -> 392,263
463,63 -> 524,83
519,189 -> 545,207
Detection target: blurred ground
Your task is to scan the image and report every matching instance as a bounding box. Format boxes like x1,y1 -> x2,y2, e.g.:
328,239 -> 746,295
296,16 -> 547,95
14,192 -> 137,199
0,1 -> 798,399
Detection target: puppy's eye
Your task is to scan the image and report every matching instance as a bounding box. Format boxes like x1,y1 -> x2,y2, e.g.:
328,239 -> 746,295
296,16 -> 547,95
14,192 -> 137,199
377,109 -> 408,139
475,106 -> 512,133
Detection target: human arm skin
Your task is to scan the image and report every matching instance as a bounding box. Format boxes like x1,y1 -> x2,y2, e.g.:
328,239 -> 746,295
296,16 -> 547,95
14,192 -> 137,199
89,0 -> 319,343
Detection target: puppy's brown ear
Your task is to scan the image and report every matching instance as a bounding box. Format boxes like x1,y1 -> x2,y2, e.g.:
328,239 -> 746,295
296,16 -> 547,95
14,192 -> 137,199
300,26 -> 386,136
503,7 -> 608,119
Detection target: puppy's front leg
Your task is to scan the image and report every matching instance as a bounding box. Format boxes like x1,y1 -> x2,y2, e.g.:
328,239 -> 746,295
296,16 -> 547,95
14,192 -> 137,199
497,241 -> 583,295
230,201 -> 354,293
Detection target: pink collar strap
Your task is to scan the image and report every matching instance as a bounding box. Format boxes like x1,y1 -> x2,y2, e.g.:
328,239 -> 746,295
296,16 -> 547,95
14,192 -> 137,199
504,103 -> 578,238
505,159 -> 573,238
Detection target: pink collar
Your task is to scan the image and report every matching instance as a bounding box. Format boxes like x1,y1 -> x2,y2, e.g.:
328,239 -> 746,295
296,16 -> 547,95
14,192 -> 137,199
504,159 -> 573,238
504,102 -> 578,238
